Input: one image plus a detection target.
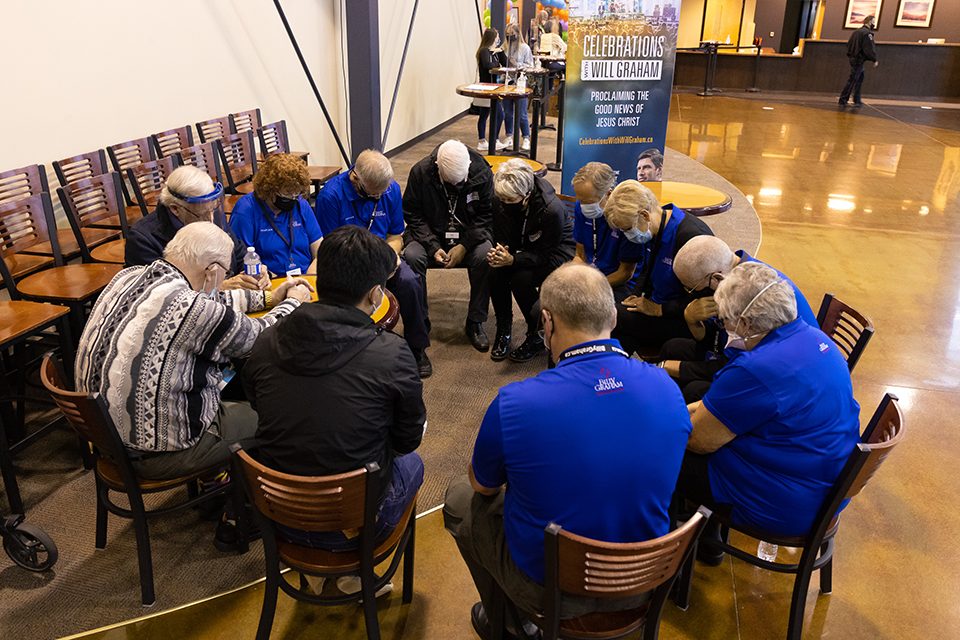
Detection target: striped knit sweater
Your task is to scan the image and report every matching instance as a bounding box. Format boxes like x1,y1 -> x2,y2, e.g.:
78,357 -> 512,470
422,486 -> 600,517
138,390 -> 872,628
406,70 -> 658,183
75,260 -> 301,453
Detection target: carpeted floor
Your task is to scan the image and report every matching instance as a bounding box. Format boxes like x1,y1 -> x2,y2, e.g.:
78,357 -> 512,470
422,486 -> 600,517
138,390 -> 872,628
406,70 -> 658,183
0,111 -> 758,639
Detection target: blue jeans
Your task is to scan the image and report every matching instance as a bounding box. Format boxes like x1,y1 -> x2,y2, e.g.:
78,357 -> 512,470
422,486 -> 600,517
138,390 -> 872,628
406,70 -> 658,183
277,452 -> 424,551
477,103 -> 504,141
504,98 -> 530,138
388,260 -> 430,351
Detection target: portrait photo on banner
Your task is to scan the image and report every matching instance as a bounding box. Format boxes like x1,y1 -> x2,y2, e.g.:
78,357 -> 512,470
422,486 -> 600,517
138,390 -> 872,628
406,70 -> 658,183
844,0 -> 883,28
895,0 -> 935,28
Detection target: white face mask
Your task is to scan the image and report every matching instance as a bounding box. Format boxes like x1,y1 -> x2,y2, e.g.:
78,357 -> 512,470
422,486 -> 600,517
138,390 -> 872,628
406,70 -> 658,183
580,202 -> 603,219
723,279 -> 781,350
202,264 -> 225,299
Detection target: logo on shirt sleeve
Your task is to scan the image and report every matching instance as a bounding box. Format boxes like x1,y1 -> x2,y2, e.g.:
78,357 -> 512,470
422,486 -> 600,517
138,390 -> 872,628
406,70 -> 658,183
819,342 -> 830,352
594,367 -> 624,394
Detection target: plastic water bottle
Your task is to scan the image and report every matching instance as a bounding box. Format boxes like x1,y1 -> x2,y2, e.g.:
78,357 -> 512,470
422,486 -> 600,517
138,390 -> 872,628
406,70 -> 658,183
517,72 -> 527,92
757,541 -> 778,562
243,246 -> 263,278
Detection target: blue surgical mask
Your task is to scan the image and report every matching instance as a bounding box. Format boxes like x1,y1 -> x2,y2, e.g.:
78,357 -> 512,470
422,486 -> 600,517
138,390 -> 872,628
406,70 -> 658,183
623,226 -> 653,244
580,202 -> 603,219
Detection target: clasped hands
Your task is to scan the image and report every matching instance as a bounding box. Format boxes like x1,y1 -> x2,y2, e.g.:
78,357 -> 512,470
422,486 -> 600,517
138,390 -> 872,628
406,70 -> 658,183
621,294 -> 662,317
275,277 -> 313,303
434,244 -> 468,269
486,243 -> 514,268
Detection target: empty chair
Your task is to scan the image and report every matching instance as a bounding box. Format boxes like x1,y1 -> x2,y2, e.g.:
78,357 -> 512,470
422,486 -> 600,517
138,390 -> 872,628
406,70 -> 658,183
216,131 -> 258,195
817,293 -> 875,372
150,126 -> 195,158
126,155 -> 181,219
56,173 -> 127,264
196,115 -> 232,143
107,137 -> 156,207
180,141 -> 236,216
232,446 -> 417,640
53,150 -> 110,187
229,108 -> 262,135
0,163 -> 49,205
259,120 -> 338,191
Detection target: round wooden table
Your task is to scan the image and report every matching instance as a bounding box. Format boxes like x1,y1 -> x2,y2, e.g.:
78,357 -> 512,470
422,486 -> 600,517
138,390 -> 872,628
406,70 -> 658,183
456,83 -> 533,157
646,181 -> 733,216
485,155 -> 547,178
247,276 -> 398,329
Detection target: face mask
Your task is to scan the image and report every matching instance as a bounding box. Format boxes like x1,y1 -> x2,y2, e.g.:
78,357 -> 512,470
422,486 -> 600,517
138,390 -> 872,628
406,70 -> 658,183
723,279 -> 781,350
274,195 -> 298,212
580,202 -> 603,219
494,36 -> 501,47
202,264 -> 224,299
623,226 -> 653,244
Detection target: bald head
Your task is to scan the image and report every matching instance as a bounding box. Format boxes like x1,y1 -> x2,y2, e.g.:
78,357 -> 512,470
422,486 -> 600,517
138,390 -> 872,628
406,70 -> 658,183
673,236 -> 736,291
540,263 -> 616,335
354,149 -> 394,196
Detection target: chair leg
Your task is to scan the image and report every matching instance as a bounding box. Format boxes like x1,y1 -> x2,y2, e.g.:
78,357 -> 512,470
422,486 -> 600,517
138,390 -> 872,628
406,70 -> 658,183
0,417 -> 24,514
819,544 -> 833,595
129,493 -> 156,606
257,564 -> 281,640
786,558 -> 816,640
671,547 -> 695,611
95,479 -> 108,549
402,515 -> 416,604
360,564 -> 381,640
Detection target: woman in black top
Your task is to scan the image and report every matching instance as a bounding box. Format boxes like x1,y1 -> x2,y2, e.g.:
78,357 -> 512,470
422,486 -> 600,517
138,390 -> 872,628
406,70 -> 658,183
476,28 -> 507,153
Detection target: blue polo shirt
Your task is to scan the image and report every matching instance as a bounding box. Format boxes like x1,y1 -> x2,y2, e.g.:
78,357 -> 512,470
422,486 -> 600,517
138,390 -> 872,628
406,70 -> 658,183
472,339 -> 691,583
314,170 -> 405,240
646,205 -> 688,304
703,319 -> 861,536
229,195 -> 322,276
737,251 -> 817,328
572,202 -> 644,288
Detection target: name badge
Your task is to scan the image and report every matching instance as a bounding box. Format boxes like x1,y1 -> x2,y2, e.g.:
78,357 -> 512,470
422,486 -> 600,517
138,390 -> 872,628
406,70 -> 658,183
466,192 -> 479,204
445,231 -> 460,240
285,267 -> 302,278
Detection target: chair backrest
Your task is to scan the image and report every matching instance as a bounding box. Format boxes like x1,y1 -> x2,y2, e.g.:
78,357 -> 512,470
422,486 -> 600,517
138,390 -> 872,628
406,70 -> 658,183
53,150 -> 110,187
217,131 -> 258,188
150,126 -> 195,158
230,108 -> 262,135
546,508 -> 711,600
180,142 -> 223,184
233,447 -> 376,533
106,137 -> 155,174
196,115 -> 233,143
126,156 -> 181,213
557,193 -> 577,223
845,393 -> 905,500
56,172 -> 128,243
0,192 -> 61,277
0,164 -> 50,205
817,293 -> 875,372
258,120 -> 290,156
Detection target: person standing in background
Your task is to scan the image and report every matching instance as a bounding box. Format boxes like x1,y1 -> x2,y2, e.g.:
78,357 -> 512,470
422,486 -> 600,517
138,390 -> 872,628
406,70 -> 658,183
476,28 -> 508,153
502,23 -> 533,153
839,15 -> 879,108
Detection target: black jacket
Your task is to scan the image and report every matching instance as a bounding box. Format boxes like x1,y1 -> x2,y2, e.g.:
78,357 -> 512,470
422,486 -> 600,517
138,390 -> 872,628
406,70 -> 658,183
125,203 -> 245,272
402,144 -> 495,256
478,49 -> 508,83
493,176 -> 574,270
242,302 -> 425,495
846,25 -> 877,63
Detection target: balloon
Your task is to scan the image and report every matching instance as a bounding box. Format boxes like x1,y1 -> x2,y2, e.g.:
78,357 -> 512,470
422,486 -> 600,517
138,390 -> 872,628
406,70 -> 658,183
483,7 -> 490,19
561,32 -> 568,43
484,15 -> 491,27
507,1 -> 513,12
560,19 -> 568,31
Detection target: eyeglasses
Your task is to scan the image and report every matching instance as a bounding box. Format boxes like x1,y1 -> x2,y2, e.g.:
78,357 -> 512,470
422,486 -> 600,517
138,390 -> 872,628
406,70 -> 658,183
684,272 -> 721,295
352,169 -> 383,200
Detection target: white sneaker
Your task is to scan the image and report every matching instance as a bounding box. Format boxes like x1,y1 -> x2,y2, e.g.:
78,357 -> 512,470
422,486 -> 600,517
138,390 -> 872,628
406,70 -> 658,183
477,139 -> 489,152
336,575 -> 394,601
521,137 -> 531,152
496,139 -> 509,151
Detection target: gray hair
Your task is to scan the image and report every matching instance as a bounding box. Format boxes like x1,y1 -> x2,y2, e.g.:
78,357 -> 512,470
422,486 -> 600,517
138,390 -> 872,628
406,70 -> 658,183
436,140 -> 470,184
715,262 -> 797,334
604,180 -> 660,231
572,162 -> 617,199
493,159 -> 535,203
673,236 -> 735,290
162,221 -> 234,270
355,149 -> 394,194
159,165 -> 215,208
540,263 -> 615,335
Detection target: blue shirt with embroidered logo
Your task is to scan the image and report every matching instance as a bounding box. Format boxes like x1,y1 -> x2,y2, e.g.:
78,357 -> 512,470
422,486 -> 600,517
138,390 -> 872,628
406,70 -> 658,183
314,170 -> 405,240
736,250 -> 817,327
471,339 -> 691,583
703,318 -> 861,536
229,194 -> 322,276
572,202 -> 645,289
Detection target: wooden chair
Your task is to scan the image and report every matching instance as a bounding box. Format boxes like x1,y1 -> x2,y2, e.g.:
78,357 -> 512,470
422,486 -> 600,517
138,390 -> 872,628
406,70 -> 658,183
53,150 -> 109,187
180,142 -> 237,216
196,115 -> 232,143
817,293 -> 875,373
107,137 -> 156,208
40,354 -> 233,607
216,131 -> 258,195
231,446 -> 417,640
56,173 -> 128,264
230,108 -> 262,135
126,155 -> 181,220
682,393 -> 905,640
150,126 -> 194,159
258,120 -> 338,191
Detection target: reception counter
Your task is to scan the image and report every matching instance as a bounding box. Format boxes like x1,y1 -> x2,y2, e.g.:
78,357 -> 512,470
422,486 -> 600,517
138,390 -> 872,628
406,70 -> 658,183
675,39 -> 960,99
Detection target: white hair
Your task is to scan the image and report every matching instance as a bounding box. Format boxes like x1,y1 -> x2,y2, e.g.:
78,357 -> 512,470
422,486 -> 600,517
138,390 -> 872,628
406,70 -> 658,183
159,165 -> 215,208
436,140 -> 470,184
493,159 -> 535,203
162,221 -> 234,270
715,262 -> 797,334
673,236 -> 735,289
355,149 -> 394,194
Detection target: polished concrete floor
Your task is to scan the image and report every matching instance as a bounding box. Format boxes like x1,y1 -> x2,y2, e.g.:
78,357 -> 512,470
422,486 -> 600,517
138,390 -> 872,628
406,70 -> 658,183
70,92 -> 960,639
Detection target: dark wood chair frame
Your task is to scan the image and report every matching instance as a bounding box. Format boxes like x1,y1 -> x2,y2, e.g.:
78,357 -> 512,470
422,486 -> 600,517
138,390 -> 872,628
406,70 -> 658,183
215,131 -> 258,194
230,108 -> 262,135
817,293 -> 875,373
126,155 -> 182,219
230,445 -> 416,640
106,138 -> 156,206
196,115 -> 233,144
677,393 -> 905,640
0,192 -> 64,299
53,150 -> 110,188
150,126 -> 195,159
0,163 -> 50,205
55,172 -> 129,263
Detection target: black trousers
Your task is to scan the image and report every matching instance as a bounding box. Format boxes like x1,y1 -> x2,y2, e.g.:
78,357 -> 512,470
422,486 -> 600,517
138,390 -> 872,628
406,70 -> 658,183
839,59 -> 866,104
611,306 -> 691,356
403,240 -> 492,324
671,452 -> 727,541
658,337 -> 727,403
490,263 -> 554,336
387,259 -> 431,351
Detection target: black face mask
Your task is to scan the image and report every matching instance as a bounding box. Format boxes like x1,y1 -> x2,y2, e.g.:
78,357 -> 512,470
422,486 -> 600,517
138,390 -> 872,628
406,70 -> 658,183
504,200 -> 527,215
274,195 -> 298,212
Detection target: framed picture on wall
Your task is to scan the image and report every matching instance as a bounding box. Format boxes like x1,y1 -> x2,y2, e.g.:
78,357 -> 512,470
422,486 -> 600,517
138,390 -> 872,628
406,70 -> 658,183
844,0 -> 883,28
895,0 -> 935,27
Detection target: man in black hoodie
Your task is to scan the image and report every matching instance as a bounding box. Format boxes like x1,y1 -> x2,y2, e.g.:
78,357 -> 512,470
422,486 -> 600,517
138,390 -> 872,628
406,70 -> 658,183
243,226 -> 426,553
402,140 -> 495,352
839,14 -> 879,107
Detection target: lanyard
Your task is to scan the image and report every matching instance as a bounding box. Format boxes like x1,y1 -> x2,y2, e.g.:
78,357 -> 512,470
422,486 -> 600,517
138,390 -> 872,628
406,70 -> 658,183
442,184 -> 466,230
257,199 -> 297,268
352,197 -> 380,231
591,219 -> 598,257
557,342 -> 630,364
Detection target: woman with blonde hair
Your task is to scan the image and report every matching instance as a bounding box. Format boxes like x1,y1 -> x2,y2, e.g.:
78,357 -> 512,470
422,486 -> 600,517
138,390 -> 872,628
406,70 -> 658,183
502,22 -> 533,152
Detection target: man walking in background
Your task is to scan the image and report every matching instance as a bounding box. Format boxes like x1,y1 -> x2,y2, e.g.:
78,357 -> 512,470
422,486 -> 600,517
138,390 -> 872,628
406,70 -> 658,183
839,15 -> 879,108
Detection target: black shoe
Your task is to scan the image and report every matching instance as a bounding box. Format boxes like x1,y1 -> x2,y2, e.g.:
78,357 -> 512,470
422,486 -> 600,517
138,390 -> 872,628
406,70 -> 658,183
491,332 -> 512,361
838,98 -> 847,107
466,322 -> 490,352
852,101 -> 864,107
214,516 -> 260,554
508,335 -> 545,363
470,602 -> 540,640
414,349 -> 433,379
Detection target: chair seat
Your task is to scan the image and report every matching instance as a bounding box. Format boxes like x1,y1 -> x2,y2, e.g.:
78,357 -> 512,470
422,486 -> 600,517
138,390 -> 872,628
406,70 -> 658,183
308,166 -> 341,186
90,239 -> 126,264
277,497 -> 416,574
718,515 -> 840,547
3,251 -> 55,280
0,300 -> 69,345
125,205 -> 145,224
96,457 -> 204,492
224,194 -> 242,213
554,604 -> 650,640
17,263 -> 122,302
26,227 -> 119,260
234,181 -> 255,194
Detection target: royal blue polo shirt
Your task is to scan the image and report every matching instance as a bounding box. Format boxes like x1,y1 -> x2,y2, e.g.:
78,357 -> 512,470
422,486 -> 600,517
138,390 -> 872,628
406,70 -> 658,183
703,319 -> 861,536
471,339 -> 691,583
736,250 -> 817,328
572,202 -> 644,288
314,170 -> 405,240
229,194 -> 323,276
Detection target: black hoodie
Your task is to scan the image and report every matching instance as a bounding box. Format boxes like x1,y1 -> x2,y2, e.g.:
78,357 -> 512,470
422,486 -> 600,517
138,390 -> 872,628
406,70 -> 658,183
243,301 -> 425,494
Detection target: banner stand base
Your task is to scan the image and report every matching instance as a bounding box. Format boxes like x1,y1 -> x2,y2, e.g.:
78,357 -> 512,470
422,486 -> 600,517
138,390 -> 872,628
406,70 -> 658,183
546,163 -> 562,172
746,87 -> 760,93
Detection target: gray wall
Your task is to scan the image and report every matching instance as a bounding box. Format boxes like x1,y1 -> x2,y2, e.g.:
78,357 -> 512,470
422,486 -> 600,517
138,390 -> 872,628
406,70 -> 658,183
753,0 -> 789,51
819,0 -> 960,43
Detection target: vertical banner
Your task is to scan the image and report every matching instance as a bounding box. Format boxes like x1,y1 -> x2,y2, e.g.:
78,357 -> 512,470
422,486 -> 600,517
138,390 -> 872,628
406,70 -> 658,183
560,1 -> 682,194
